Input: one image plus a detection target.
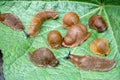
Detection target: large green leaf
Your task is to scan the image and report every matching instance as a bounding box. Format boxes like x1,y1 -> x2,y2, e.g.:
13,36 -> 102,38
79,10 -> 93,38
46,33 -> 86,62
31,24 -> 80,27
0,1 -> 120,80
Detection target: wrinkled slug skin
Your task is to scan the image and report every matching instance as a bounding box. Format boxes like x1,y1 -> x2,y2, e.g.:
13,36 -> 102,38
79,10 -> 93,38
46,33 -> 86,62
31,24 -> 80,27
68,54 -> 115,71
0,13 -> 25,30
28,48 -> 59,67
62,24 -> 90,48
27,10 -> 59,38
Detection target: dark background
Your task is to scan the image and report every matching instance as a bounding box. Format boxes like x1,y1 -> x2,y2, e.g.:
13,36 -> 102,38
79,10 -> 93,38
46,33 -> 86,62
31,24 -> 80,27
0,50 -> 4,80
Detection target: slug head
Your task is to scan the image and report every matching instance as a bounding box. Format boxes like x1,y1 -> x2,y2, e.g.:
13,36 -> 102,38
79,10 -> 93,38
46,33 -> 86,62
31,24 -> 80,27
48,59 -> 59,67
64,51 -> 71,59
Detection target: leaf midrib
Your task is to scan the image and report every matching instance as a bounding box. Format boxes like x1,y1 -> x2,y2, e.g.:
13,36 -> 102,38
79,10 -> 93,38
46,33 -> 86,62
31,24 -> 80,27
104,8 -> 120,55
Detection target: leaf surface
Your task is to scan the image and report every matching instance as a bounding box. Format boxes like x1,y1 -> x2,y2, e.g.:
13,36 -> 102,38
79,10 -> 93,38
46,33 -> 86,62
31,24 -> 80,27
0,1 -> 120,80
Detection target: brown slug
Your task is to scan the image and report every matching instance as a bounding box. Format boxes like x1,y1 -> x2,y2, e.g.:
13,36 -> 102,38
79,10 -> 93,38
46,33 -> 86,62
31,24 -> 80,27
27,9 -> 59,38
88,14 -> 108,32
90,38 -> 110,56
0,13 -> 25,31
28,48 -> 59,67
62,12 -> 80,29
65,52 -> 115,71
47,30 -> 62,49
62,24 -> 90,48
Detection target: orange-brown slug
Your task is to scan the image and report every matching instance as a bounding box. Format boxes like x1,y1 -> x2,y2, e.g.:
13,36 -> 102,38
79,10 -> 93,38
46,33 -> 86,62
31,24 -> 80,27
62,12 -> 80,29
90,38 -> 110,56
65,52 -> 115,71
47,30 -> 62,49
88,14 -> 108,32
62,24 -> 90,48
27,9 -> 59,38
28,48 -> 59,67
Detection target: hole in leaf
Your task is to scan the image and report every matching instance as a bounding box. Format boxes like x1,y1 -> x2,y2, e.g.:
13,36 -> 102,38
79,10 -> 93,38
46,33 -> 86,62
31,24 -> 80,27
0,49 -> 5,80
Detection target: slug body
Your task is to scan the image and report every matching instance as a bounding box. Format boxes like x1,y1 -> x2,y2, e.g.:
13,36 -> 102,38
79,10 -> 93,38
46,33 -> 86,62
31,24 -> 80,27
62,24 -> 90,48
47,30 -> 62,49
28,48 -> 59,67
0,13 -> 25,30
65,53 -> 115,71
27,10 -> 59,38
62,12 -> 80,29
88,14 -> 107,32
90,38 -> 110,56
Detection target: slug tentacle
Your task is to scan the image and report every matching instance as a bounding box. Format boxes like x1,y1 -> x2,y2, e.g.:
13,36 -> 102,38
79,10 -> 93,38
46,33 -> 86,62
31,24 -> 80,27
27,9 -> 59,38
23,30 -> 29,38
64,51 -> 71,59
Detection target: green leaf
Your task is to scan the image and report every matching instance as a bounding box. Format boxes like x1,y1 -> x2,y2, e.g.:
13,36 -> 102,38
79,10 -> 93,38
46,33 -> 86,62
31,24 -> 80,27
0,1 -> 120,80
